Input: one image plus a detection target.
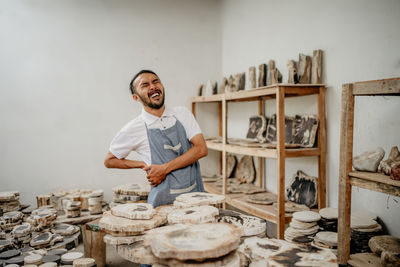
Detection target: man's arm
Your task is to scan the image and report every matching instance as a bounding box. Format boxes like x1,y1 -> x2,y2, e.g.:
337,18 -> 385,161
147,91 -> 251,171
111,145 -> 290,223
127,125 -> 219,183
144,133 -> 208,186
104,152 -> 147,169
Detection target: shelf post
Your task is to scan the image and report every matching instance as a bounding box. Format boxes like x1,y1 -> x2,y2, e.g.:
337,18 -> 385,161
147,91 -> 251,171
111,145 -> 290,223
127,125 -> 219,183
317,86 -> 327,209
337,83 -> 355,264
258,99 -> 265,188
276,87 -> 286,239
218,102 -> 223,175
222,96 -> 228,209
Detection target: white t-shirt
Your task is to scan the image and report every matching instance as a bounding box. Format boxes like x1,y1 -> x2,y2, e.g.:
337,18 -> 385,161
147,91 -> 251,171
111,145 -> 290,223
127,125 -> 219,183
109,106 -> 202,165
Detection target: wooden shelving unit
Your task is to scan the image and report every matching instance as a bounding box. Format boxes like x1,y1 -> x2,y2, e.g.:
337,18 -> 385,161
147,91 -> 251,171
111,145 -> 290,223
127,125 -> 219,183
337,77 -> 400,264
191,84 -> 327,239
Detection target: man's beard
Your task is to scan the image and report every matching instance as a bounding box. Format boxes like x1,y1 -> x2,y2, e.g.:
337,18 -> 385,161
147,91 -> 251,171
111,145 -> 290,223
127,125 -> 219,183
138,92 -> 165,109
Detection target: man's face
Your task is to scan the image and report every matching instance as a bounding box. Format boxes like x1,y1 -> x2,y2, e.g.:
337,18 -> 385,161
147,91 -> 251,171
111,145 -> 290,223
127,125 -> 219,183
133,73 -> 165,109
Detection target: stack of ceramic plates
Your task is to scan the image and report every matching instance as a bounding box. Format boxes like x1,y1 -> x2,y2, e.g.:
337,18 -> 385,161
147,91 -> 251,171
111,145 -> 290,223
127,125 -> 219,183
318,207 -> 338,232
350,211 -> 383,253
312,231 -> 338,254
0,192 -> 20,213
285,211 -> 321,245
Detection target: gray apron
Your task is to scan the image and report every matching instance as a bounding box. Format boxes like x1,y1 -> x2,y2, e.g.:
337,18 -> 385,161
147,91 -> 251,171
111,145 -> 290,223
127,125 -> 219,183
145,117 -> 204,207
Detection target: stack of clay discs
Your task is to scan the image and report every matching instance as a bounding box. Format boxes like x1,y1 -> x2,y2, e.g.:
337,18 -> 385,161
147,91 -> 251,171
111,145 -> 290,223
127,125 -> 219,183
0,191 -> 20,213
318,207 -> 338,232
312,231 -> 338,253
284,211 -> 321,245
0,240 -> 13,252
112,183 -> 150,204
0,211 -> 24,232
99,203 -> 166,237
60,251 -> 84,265
173,192 -> 225,208
30,232 -> 53,248
26,208 -> 57,232
64,201 -> 81,218
217,209 -> 266,238
88,190 -> 103,215
369,235 -> 400,267
72,257 -> 96,267
117,223 -> 242,266
350,211 -> 382,253
11,223 -> 32,247
167,205 -> 219,224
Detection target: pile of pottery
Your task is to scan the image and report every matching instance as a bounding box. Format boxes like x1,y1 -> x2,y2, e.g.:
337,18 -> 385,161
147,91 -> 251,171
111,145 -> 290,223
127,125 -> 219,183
88,190 -> 104,215
173,192 -> 225,209
353,146 -> 400,180
0,191 -> 20,214
112,183 -> 150,206
100,203 -> 167,248
369,235 -> 400,267
11,223 -> 32,248
217,209 -> 266,239
238,236 -> 337,266
350,211 -> 383,253
318,207 -> 338,232
64,200 -> 81,218
312,231 -> 338,253
1,211 -> 24,233
118,223 -> 243,266
284,211 -> 321,245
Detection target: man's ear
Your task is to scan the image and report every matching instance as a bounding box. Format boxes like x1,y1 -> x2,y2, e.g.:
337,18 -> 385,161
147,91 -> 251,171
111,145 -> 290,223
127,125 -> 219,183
132,94 -> 140,102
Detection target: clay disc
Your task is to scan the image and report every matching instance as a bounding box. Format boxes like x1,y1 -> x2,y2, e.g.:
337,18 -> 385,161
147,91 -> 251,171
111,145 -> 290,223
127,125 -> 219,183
150,223 -> 242,261
72,257 -> 96,267
314,231 -> 338,247
111,203 -> 156,220
347,253 -> 381,267
245,192 -> 277,205
319,207 -> 338,220
267,245 -> 337,266
60,252 -> 83,264
272,202 -> 310,213
168,205 -> 218,224
292,211 -> 321,222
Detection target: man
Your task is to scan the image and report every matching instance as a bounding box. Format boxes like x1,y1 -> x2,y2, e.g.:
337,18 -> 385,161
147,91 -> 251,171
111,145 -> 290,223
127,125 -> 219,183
104,70 -> 207,208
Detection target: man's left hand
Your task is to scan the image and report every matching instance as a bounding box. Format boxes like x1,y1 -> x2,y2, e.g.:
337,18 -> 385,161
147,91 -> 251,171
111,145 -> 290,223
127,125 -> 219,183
143,164 -> 169,186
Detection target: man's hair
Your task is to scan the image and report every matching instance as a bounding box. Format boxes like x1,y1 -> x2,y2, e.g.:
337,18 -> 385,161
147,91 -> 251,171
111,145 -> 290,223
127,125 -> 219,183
129,69 -> 159,95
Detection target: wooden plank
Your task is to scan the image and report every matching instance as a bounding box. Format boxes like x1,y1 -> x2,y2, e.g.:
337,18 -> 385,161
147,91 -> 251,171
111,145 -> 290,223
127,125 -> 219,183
276,87 -> 286,239
225,87 -> 277,101
222,97 -> 228,201
285,148 -> 320,157
350,177 -> 400,197
318,86 -> 327,209
191,94 -> 223,103
284,87 -> 319,96
349,171 -> 400,188
191,102 -> 196,118
337,83 -> 355,265
353,77 -> 400,95
225,144 -> 277,158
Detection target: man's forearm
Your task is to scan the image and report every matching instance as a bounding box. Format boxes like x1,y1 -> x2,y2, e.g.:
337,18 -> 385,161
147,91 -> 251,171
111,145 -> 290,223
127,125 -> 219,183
164,144 -> 207,174
104,152 -> 146,169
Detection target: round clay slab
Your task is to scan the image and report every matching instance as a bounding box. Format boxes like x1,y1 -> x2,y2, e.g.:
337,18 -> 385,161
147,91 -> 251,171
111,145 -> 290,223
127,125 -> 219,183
292,211 -> 321,222
217,214 -> 266,237
168,205 -> 218,224
369,235 -> 400,255
319,207 -> 338,220
174,192 -> 225,207
111,203 -> 156,220
60,252 -> 83,263
315,231 -> 338,246
39,262 -> 58,267
150,223 -> 242,261
112,183 -> 150,196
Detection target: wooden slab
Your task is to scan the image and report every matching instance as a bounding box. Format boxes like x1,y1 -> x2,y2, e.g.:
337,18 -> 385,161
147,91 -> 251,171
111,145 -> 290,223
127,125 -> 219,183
286,170 -> 318,208
272,202 -> 310,213
103,234 -> 144,246
98,211 -> 167,236
30,232 -> 52,247
111,203 -> 156,220
292,211 -> 321,222
267,245 -> 337,266
112,183 -> 150,197
369,235 -> 400,255
168,205 -> 218,224
235,156 -> 256,184
245,192 -> 277,205
0,191 -> 19,202
217,210 -> 266,237
173,193 -> 225,208
347,253 -> 381,267
150,223 -> 242,261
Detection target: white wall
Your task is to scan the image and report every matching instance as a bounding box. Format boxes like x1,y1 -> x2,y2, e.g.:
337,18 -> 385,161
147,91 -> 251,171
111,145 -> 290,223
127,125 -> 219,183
0,0 -> 221,204
219,0 -> 400,236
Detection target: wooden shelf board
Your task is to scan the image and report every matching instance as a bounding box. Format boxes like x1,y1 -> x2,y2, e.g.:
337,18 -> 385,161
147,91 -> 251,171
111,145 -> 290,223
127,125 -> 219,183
203,183 -> 292,224
349,171 -> 400,197
349,171 -> 400,187
352,77 -> 400,95
206,141 -> 320,158
191,84 -> 324,103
